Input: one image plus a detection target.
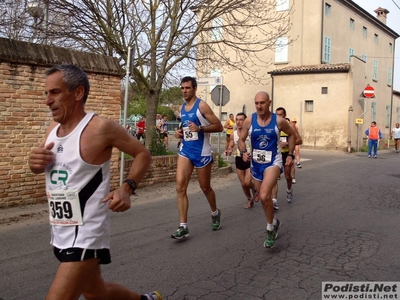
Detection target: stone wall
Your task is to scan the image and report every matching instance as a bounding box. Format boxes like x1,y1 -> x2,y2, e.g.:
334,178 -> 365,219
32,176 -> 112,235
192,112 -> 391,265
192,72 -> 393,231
0,38 -> 123,208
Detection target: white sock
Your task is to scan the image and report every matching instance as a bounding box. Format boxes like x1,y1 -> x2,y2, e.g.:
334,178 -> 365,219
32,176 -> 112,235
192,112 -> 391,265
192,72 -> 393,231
272,198 -> 277,202
211,209 -> 219,216
180,223 -> 187,229
266,223 -> 274,231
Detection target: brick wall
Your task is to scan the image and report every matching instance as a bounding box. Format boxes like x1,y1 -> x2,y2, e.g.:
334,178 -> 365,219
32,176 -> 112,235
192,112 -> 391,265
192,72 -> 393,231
0,38 -> 123,208
0,38 -> 221,209
120,153 -> 219,188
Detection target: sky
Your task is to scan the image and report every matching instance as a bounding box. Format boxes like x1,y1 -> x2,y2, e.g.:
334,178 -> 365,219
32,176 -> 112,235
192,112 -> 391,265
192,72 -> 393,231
352,0 -> 400,90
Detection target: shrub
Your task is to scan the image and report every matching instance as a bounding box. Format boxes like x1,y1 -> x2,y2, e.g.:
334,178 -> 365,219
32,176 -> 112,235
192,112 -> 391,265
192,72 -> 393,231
149,134 -> 169,156
218,155 -> 228,168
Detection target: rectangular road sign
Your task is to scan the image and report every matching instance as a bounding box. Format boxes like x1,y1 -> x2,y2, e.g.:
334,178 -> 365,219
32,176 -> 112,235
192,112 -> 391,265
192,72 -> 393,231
197,77 -> 221,86
355,118 -> 364,124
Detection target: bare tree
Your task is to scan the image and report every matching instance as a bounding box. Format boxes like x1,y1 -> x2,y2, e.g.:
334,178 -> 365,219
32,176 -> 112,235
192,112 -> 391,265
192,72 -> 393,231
0,0 -> 292,146
0,0 -> 39,42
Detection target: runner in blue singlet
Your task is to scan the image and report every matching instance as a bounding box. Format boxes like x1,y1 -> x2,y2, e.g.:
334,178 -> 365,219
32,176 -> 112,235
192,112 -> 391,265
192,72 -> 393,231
171,76 -> 224,240
238,91 -> 296,249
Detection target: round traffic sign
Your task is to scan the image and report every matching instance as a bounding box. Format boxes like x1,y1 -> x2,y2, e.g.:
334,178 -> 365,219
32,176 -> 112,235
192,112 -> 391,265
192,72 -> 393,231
363,85 -> 375,98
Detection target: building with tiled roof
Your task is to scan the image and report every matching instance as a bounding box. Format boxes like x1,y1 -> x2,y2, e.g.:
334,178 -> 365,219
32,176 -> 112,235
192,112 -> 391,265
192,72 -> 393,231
197,0 -> 399,151
268,63 -> 351,75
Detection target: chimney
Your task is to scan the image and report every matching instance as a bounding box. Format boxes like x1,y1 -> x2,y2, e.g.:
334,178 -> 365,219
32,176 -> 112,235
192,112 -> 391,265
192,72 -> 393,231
374,7 -> 389,25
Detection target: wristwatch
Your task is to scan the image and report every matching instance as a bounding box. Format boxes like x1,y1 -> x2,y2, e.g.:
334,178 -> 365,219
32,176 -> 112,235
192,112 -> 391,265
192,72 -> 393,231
123,179 -> 137,194
288,154 -> 295,159
239,149 -> 247,156
198,125 -> 204,132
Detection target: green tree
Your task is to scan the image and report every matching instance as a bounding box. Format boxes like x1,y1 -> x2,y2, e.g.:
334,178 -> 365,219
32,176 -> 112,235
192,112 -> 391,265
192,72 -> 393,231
159,87 -> 183,106
128,97 -> 147,118
127,86 -> 179,119
157,106 -> 176,121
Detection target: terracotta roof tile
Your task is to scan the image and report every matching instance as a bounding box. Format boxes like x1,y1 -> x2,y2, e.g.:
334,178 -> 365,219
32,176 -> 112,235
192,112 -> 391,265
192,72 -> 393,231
268,63 -> 351,75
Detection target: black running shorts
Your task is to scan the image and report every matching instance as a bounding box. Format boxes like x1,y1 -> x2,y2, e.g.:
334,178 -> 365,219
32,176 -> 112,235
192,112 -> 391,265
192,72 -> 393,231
235,156 -> 250,170
281,152 -> 289,165
53,247 -> 111,265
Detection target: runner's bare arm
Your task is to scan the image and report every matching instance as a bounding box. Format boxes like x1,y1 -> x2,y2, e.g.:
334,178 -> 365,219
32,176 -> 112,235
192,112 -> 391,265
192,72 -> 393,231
101,119 -> 151,212
238,116 -> 251,162
198,101 -> 223,133
279,119 -> 296,162
291,123 -> 303,145
28,122 -> 58,174
224,119 -> 231,129
227,132 -> 235,155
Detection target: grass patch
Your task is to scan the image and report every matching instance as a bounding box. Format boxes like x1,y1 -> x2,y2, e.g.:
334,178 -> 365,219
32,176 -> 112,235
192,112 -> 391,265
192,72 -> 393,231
218,155 -> 228,168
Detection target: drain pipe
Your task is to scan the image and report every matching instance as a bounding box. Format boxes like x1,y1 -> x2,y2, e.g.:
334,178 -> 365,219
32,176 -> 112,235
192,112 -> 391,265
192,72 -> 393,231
348,105 -> 353,153
270,74 -> 275,112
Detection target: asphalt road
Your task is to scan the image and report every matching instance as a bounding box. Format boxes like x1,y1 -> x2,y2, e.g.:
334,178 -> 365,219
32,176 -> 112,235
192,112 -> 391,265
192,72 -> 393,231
1,149 -> 399,300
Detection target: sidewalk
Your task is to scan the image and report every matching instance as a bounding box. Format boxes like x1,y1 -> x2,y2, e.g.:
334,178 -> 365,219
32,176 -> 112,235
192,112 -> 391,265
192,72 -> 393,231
0,171 -> 238,227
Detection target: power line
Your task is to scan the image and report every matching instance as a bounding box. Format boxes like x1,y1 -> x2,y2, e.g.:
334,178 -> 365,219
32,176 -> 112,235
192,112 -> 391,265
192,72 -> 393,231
392,0 -> 400,10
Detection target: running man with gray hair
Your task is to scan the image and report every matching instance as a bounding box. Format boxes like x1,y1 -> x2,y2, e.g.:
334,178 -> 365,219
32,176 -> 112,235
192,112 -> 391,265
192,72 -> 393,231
28,64 -> 161,300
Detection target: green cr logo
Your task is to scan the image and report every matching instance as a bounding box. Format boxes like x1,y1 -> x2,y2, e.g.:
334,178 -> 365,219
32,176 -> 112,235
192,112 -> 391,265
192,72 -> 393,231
50,170 -> 68,185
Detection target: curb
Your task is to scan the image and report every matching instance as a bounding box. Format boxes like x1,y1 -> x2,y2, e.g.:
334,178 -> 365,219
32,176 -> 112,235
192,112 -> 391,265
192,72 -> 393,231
218,164 -> 232,176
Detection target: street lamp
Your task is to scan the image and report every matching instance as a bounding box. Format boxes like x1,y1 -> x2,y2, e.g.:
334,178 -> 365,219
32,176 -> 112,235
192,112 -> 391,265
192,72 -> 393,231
27,0 -> 49,45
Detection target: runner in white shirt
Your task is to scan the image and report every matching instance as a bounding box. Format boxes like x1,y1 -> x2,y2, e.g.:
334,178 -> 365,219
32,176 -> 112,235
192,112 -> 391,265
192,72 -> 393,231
392,123 -> 400,153
28,64 -> 161,300
226,113 -> 258,209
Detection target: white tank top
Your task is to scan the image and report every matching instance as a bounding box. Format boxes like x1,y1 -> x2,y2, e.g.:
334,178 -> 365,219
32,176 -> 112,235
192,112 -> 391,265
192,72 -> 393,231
233,130 -> 251,157
45,112 -> 111,249
393,127 -> 400,139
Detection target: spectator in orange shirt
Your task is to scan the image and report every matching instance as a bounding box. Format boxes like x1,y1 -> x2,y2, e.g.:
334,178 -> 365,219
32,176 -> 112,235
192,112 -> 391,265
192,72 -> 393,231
365,121 -> 383,158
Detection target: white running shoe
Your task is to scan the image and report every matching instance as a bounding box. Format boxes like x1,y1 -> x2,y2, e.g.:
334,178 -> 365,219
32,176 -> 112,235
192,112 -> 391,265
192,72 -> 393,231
273,199 -> 279,211
286,189 -> 293,203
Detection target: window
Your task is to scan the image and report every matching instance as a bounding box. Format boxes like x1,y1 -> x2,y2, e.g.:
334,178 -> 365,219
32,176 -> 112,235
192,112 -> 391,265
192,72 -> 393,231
321,87 -> 328,94
372,60 -> 378,81
276,0 -> 289,11
374,34 -> 378,44
348,48 -> 354,62
350,18 -> 354,30
221,112 -> 228,121
386,105 -> 391,127
323,36 -> 331,62
275,36 -> 289,63
371,101 -> 377,122
363,27 -> 367,38
361,54 -> 367,62
388,67 -> 393,86
389,43 -> 393,53
211,18 -> 223,41
397,107 -> 400,124
305,100 -> 314,112
210,69 -> 220,91
325,3 -> 331,17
